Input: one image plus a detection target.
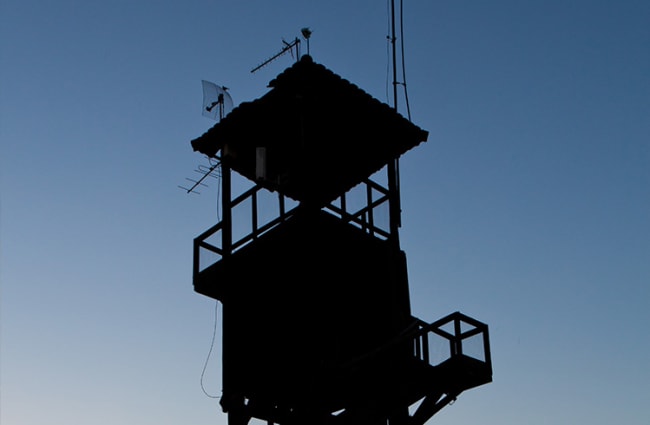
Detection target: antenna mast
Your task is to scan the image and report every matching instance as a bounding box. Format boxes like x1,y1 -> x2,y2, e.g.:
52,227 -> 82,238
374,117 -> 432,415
390,0 -> 399,112
388,0 -> 402,237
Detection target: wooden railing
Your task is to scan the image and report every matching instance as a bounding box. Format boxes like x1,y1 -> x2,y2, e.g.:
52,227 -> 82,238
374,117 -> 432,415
412,311 -> 492,371
193,178 -> 393,276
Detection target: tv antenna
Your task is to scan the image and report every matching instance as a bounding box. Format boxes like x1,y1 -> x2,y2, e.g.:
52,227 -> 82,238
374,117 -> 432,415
251,36 -> 301,73
178,158 -> 221,195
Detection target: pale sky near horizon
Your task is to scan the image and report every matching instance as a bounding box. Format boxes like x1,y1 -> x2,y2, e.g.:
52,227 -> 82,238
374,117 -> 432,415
1,1 -> 649,424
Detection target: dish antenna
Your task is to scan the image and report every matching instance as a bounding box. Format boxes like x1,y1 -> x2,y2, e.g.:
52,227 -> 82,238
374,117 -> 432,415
202,80 -> 233,121
179,81 -> 231,195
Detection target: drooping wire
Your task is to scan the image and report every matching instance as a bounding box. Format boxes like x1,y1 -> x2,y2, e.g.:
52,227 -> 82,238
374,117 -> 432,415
200,300 -> 221,399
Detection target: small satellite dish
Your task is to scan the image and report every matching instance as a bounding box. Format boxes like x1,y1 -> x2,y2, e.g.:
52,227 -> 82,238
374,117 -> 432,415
202,80 -> 233,120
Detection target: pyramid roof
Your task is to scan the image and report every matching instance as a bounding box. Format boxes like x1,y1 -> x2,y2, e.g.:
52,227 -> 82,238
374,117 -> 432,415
191,55 -> 428,206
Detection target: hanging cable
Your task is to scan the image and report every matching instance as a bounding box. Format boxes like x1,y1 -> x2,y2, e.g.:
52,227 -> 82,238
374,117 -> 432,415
200,300 -> 221,399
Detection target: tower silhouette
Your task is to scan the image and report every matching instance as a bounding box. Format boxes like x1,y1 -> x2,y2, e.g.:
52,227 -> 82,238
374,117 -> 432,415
190,55 -> 492,425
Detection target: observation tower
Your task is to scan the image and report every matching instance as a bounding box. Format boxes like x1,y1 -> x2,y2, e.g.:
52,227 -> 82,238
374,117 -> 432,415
189,54 -> 492,425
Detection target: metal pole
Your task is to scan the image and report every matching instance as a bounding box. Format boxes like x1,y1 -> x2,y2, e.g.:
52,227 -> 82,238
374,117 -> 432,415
388,0 -> 401,243
391,0 -> 398,112
221,161 -> 232,257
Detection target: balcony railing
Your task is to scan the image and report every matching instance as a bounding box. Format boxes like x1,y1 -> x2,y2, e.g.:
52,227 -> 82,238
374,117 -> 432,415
324,178 -> 391,240
193,185 -> 298,275
412,311 -> 492,373
193,178 -> 393,276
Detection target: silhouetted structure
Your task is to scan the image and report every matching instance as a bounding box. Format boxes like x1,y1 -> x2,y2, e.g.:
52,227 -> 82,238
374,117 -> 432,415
190,55 -> 492,425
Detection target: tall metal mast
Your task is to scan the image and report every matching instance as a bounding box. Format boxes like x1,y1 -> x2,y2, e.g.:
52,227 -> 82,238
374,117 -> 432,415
388,0 -> 402,241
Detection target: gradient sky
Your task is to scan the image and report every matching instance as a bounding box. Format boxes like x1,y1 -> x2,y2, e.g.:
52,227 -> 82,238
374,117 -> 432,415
1,1 -> 649,424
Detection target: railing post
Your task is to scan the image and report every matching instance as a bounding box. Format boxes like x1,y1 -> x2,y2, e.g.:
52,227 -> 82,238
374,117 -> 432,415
366,181 -> 374,236
454,316 -> 463,356
222,162 -> 232,257
193,239 -> 200,278
422,331 -> 429,364
279,193 -> 285,219
483,326 -> 493,374
387,159 -> 401,247
252,188 -> 258,240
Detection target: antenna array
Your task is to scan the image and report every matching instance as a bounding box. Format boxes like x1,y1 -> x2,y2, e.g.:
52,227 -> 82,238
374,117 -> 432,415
179,159 -> 221,195
251,37 -> 301,73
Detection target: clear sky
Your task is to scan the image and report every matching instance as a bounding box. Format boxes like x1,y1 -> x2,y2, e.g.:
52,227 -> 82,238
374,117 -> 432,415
1,1 -> 648,424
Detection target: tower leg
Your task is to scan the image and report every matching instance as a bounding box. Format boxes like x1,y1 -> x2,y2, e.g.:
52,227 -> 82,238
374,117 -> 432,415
388,406 -> 410,425
410,392 -> 456,425
227,410 -> 251,425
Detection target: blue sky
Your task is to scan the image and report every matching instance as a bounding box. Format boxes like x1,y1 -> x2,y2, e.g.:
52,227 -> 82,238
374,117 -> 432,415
1,1 -> 648,424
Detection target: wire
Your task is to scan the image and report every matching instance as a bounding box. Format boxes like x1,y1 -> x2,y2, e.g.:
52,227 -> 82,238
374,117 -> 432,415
200,300 -> 221,399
